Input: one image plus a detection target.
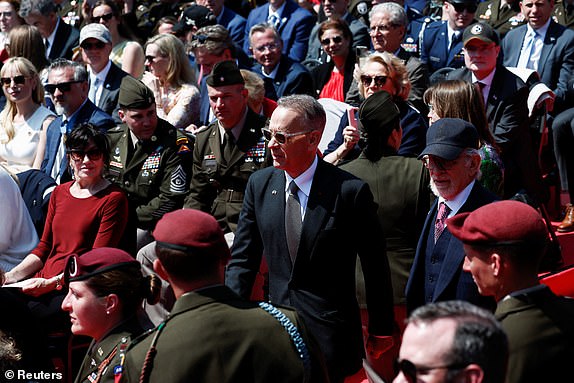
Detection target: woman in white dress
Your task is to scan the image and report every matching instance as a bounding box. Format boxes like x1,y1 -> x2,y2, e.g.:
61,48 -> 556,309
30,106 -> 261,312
0,57 -> 56,173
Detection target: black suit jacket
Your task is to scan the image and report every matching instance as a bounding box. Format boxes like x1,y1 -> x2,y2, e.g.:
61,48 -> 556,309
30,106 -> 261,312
48,19 -> 80,60
226,159 -> 394,379
97,62 -> 130,123
405,182 -> 498,313
252,56 -> 315,101
447,66 -> 544,199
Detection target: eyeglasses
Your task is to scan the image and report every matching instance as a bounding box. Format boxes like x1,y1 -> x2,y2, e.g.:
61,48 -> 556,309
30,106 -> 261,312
253,43 -> 280,53
394,359 -> 467,383
261,128 -> 310,144
45,80 -> 83,95
422,155 -> 461,171
360,74 -> 388,88
451,2 -> 478,13
320,35 -> 343,45
1,75 -> 27,87
91,13 -> 114,23
81,41 -> 107,50
369,24 -> 400,34
68,149 -> 104,162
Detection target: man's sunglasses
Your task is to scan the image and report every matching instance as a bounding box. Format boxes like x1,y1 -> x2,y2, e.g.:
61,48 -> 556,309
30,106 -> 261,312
360,74 -> 388,88
394,359 -> 467,383
451,3 -> 478,13
1,75 -> 27,87
81,41 -> 107,50
91,13 -> 114,23
45,81 -> 83,95
320,35 -> 343,45
261,128 -> 309,144
68,149 -> 104,162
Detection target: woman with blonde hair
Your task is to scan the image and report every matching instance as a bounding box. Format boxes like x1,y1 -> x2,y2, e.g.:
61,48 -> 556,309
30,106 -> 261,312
142,33 -> 200,130
0,57 -> 55,173
424,79 -> 504,196
324,51 -> 427,164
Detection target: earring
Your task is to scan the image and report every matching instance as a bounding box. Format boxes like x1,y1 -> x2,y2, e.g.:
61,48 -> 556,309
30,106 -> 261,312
106,310 -> 110,315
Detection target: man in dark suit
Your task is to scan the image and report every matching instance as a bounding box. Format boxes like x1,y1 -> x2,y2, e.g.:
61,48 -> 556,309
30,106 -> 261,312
80,23 -> 130,123
249,23 -> 315,101
122,209 -> 328,383
305,0 -> 370,63
41,59 -> 115,184
420,0 -> 478,74
197,0 -> 247,48
447,22 -> 545,200
243,0 -> 315,62
405,118 -> 497,314
19,0 -> 80,60
225,94 -> 395,383
449,199 -> 574,383
502,0 -> 574,115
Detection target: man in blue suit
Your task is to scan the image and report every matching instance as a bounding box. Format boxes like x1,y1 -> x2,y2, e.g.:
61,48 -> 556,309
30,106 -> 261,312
420,0 -> 478,74
501,0 -> 574,115
226,95 -> 395,383
243,0 -> 315,62
405,118 -> 497,314
41,59 -> 115,183
198,0 -> 247,48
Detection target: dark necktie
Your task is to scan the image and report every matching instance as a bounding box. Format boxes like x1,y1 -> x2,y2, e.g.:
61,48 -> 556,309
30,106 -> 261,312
223,131 -> 235,164
434,202 -> 451,243
450,31 -> 461,52
475,81 -> 486,105
285,181 -> 302,263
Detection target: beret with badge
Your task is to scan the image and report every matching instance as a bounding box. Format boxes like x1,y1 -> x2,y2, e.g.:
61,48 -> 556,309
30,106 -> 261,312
463,21 -> 500,47
119,76 -> 155,110
64,247 -> 139,285
153,209 -> 230,260
447,200 -> 548,247
358,90 -> 400,139
418,118 -> 479,161
206,60 -> 245,88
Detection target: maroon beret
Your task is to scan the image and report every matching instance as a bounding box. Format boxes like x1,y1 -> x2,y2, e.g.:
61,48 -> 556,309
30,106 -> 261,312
153,209 -> 230,259
64,247 -> 139,285
447,200 -> 548,246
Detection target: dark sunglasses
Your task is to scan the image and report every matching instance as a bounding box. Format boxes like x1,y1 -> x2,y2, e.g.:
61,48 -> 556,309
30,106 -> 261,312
91,13 -> 114,23
394,359 -> 467,383
320,35 -> 343,45
145,55 -> 166,63
360,74 -> 388,88
68,149 -> 104,162
451,3 -> 478,13
45,80 -> 83,95
0,75 -> 27,87
81,41 -> 107,50
261,128 -> 309,144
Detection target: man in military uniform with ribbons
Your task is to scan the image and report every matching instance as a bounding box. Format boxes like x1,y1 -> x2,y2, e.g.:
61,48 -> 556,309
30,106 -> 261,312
184,60 -> 270,235
106,76 -> 192,251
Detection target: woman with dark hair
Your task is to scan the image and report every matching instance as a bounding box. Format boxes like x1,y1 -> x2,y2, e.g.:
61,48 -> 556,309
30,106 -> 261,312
424,79 -> 504,196
3,123 -> 129,297
311,18 -> 355,102
91,0 -> 145,78
0,0 -> 24,63
62,247 -> 160,383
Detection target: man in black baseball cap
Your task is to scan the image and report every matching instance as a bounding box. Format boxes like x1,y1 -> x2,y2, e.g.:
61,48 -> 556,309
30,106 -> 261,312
172,4 -> 216,39
405,117 -> 498,314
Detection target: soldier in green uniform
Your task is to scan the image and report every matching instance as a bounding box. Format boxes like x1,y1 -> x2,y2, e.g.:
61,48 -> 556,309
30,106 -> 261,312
61,247 -> 160,383
119,209 -> 328,383
183,60 -> 271,234
553,0 -> 574,29
106,76 -> 192,251
476,0 -> 526,38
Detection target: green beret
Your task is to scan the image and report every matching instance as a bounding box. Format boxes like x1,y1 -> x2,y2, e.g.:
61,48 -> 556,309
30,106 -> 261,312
206,60 -> 244,87
358,90 -> 400,137
119,76 -> 155,110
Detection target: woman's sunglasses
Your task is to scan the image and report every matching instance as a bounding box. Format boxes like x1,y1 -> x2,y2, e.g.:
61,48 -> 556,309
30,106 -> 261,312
91,13 -> 114,23
320,36 -> 343,45
1,75 -> 27,87
68,149 -> 104,162
360,75 -> 388,88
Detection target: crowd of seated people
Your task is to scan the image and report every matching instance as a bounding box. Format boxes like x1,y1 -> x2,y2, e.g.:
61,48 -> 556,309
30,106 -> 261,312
1,0 -> 574,382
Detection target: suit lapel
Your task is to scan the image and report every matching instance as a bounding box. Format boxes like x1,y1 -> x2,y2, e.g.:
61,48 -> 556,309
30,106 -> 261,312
510,28 -> 528,66
539,21 -> 559,75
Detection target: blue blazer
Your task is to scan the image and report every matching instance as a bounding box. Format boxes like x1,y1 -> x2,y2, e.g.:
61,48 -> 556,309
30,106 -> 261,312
41,101 -> 115,179
501,20 -> 574,114
226,159 -> 394,379
198,77 -> 211,127
405,182 -> 498,313
243,0 -> 315,62
219,6 -> 247,49
251,56 -> 315,101
97,62 -> 130,123
420,21 -> 467,74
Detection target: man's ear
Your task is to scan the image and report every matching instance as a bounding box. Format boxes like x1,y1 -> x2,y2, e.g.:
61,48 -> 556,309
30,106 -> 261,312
459,363 -> 485,383
153,258 -> 170,282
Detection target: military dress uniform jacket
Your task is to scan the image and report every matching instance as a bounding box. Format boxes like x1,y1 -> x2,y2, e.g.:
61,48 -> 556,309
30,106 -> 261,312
121,285 -> 328,383
183,109 -> 270,233
420,20 -> 471,74
107,118 -> 193,230
495,285 -> 574,383
476,0 -> 525,38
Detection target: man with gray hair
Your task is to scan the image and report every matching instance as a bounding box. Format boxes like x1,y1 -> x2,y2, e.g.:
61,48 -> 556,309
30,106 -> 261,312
405,118 -> 497,314
249,23 -> 314,101
226,94 -> 395,383
19,0 -> 80,60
